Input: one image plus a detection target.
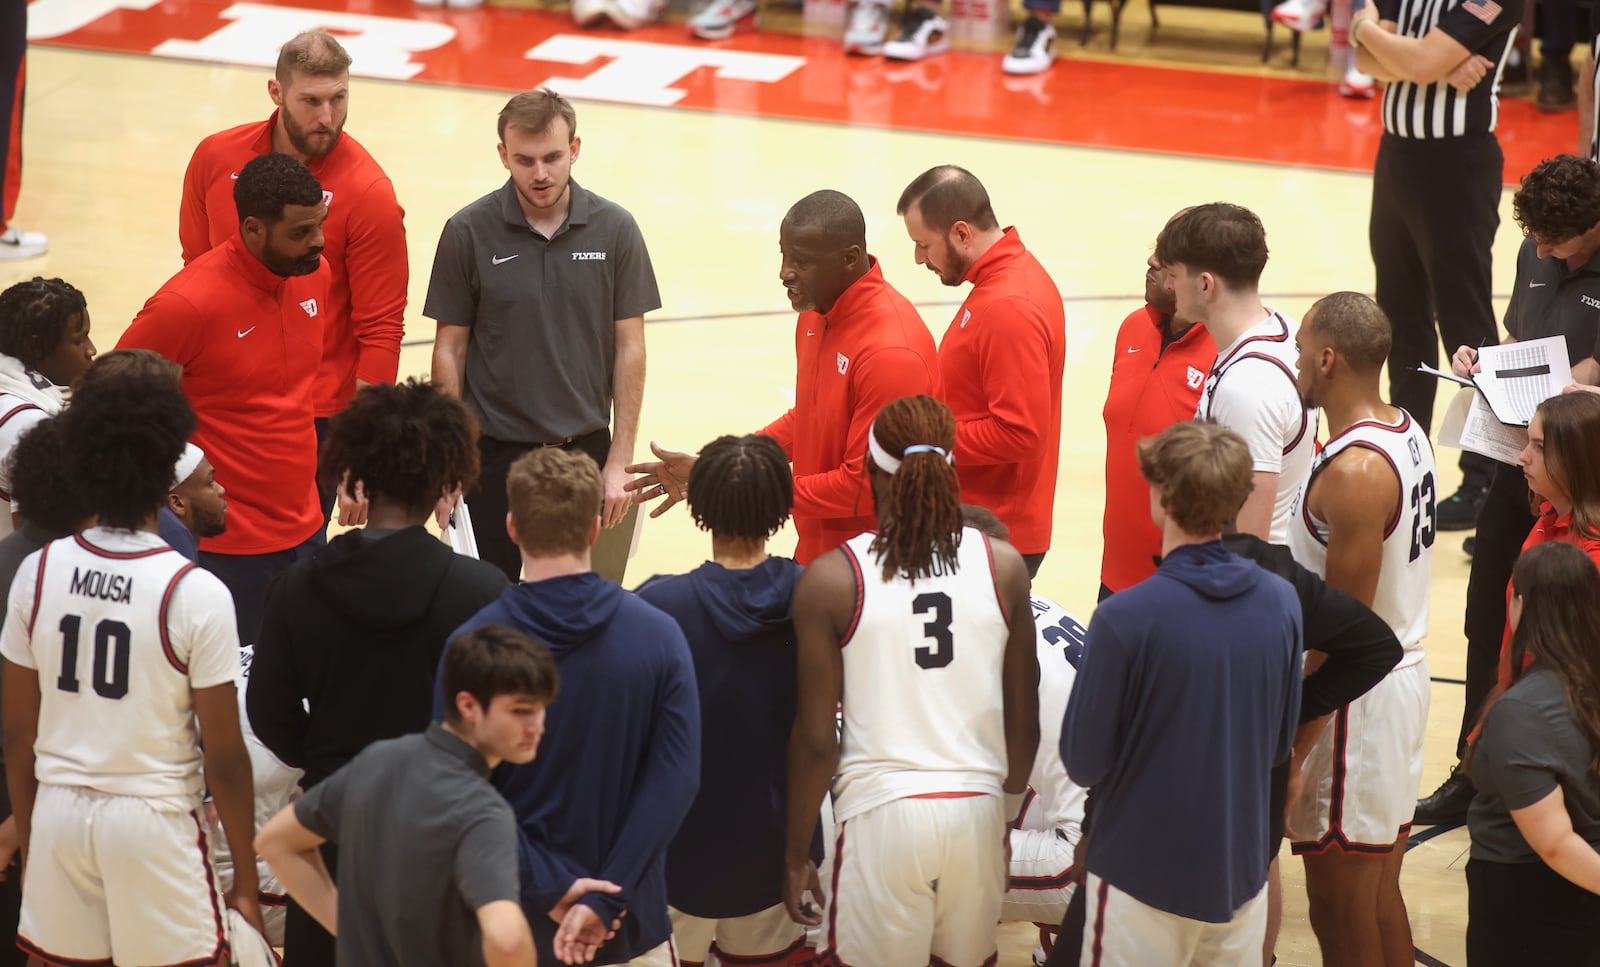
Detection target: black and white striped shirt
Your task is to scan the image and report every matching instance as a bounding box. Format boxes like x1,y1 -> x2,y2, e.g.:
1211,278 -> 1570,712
1588,1 -> 1600,161
1377,0 -> 1522,138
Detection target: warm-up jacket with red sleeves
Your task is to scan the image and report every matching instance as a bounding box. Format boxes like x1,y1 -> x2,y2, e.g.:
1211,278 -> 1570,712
760,259 -> 940,564
119,236 -> 328,556
938,229 -> 1065,555
179,112 -> 406,417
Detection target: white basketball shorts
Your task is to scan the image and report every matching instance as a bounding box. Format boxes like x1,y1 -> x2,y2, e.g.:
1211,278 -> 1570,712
1289,658 -> 1431,855
820,794 -> 1005,967
1081,872 -> 1267,967
1004,823 -> 1079,927
668,904 -> 807,966
18,783 -> 228,967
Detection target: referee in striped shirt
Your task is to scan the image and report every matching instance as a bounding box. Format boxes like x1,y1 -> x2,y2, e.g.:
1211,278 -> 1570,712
1350,0 -> 1522,528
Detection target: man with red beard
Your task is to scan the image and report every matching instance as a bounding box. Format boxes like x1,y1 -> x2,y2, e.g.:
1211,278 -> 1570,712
179,29 -> 407,524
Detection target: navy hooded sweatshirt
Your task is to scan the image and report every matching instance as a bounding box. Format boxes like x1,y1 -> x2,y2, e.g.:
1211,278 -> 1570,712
438,572 -> 701,964
1061,541 -> 1301,923
636,557 -> 803,921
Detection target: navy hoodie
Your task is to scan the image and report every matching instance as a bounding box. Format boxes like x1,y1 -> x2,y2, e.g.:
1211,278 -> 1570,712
438,572 -> 700,964
636,557 -> 802,920
1061,541 -> 1300,923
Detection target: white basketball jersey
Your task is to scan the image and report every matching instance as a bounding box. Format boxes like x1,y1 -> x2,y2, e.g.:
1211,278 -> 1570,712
1194,312 -> 1317,544
833,527 -> 1011,823
1289,411 -> 1436,666
0,528 -> 240,811
1028,596 -> 1088,834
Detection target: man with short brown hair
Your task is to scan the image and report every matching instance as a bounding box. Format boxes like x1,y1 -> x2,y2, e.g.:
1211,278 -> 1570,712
428,87 -> 657,585
179,29 -> 408,525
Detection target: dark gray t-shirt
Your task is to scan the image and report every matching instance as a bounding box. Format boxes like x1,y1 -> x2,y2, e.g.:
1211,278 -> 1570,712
423,179 -> 661,443
1469,666 -> 1600,863
296,724 -> 521,966
1503,237 -> 1600,367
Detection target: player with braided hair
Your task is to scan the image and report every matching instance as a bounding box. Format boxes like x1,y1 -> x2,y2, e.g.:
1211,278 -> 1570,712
636,433 -> 807,966
0,278 -> 96,534
783,393 -> 1038,967
247,378 -> 507,966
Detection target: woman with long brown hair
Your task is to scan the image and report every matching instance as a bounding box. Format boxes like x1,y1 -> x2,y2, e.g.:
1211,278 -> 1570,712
1467,540 -> 1600,965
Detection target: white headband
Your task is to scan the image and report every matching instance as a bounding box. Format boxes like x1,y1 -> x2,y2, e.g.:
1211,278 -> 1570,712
172,443 -> 205,489
868,424 -> 952,475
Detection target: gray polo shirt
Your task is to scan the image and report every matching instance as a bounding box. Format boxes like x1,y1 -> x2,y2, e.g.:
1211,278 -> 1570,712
1469,666 -> 1600,863
1503,237 -> 1600,367
296,723 -> 521,966
424,179 -> 661,443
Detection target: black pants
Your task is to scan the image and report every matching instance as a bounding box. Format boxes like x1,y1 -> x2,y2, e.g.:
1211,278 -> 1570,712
200,535 -> 320,646
1467,857 -> 1600,966
1022,552 -> 1045,581
0,0 -> 24,231
1539,0 -> 1577,58
1371,132 -> 1503,492
0,816 -> 21,967
283,843 -> 339,967
470,430 -> 611,584
1457,463 -> 1537,758
314,416 -> 334,531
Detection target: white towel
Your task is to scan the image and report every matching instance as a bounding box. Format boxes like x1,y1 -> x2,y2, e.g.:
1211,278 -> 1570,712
0,354 -> 65,415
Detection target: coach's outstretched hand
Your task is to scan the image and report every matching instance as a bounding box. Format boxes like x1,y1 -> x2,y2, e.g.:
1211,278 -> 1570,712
625,442 -> 695,518
783,859 -> 824,927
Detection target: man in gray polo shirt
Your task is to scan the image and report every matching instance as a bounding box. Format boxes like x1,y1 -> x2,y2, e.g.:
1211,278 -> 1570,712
1417,153 -> 1600,826
427,87 -> 659,584
256,625 -> 615,965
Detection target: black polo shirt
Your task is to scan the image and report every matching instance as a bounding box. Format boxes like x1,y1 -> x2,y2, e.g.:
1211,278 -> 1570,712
1503,236 -> 1600,368
296,723 -> 520,967
424,178 -> 661,442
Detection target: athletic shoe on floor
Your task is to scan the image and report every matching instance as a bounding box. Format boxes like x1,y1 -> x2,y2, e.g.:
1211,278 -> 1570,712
1414,766 -> 1475,826
689,0 -> 758,37
844,1 -> 891,54
0,227 -> 47,261
1463,535 -> 1476,558
1270,0 -> 1325,32
601,0 -> 665,28
1339,63 -> 1376,98
883,6 -> 950,60
1002,17 -> 1055,74
572,0 -> 610,26
1436,483 -> 1486,530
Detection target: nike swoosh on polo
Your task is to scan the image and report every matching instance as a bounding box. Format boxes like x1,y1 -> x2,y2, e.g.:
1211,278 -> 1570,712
492,254 -> 520,265
1126,346 -> 1140,353
1530,281 -> 1547,287
237,327 -> 255,338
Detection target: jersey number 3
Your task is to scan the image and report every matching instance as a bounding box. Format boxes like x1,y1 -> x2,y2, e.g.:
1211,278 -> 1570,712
912,592 -> 954,669
56,615 -> 132,700
1409,471 -> 1437,563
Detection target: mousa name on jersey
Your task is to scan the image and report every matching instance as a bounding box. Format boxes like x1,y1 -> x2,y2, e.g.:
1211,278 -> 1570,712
69,567 -> 133,605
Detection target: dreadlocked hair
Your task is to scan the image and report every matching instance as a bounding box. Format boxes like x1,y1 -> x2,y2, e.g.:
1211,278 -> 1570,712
688,434 -> 793,540
320,379 -> 481,517
0,277 -> 86,369
868,395 -> 961,582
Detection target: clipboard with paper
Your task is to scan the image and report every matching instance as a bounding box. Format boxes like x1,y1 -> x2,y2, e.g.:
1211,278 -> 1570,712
1425,335 -> 1572,465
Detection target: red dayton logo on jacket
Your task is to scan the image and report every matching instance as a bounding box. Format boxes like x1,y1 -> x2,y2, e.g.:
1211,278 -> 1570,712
837,352 -> 850,375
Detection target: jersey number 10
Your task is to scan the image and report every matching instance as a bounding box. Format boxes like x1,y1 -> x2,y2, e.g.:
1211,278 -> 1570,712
56,615 -> 132,700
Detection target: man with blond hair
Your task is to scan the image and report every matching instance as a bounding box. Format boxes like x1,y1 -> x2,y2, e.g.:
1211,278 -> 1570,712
179,29 -> 408,525
428,88 -> 658,585
436,448 -> 697,965
1062,421 -> 1301,966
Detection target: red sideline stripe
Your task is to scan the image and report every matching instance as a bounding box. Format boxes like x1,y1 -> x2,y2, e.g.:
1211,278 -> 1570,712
186,811 -> 230,967
15,936 -> 113,967
837,543 -> 865,647
159,564 -> 198,675
980,532 -> 1008,624
712,935 -> 807,965
25,541 -> 49,633
909,791 -> 985,800
72,533 -> 175,560
1010,865 -> 1077,891
1090,880 -> 1110,967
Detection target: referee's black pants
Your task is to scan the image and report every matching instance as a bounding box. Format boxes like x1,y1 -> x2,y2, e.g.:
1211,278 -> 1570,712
1457,462 -> 1537,758
1371,131 -> 1502,490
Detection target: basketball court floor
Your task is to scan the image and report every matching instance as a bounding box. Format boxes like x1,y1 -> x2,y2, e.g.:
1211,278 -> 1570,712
6,0 -> 1584,959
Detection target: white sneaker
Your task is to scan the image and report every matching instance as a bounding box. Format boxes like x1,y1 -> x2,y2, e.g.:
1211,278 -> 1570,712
414,0 -> 445,8
883,6 -> 950,60
1002,16 -> 1055,73
689,0 -> 758,38
602,0 -> 665,28
843,1 -> 891,54
572,0 -> 609,26
1270,0 -> 1325,32
0,228 -> 46,261
1340,62 -> 1376,98
445,0 -> 485,9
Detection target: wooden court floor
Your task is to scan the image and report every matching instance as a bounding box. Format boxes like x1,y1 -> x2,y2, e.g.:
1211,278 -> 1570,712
3,44 -> 1525,965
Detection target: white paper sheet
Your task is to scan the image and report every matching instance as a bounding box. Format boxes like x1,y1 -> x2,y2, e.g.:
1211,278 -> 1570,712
1472,336 -> 1573,427
444,498 -> 479,559
1438,387 -> 1530,465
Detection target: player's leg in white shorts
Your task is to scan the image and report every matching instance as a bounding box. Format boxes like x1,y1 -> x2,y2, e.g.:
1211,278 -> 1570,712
19,784 -> 227,966
1288,659 -> 1431,854
669,905 -> 806,966
1003,824 -> 1078,927
626,938 -> 681,966
1080,872 -> 1267,967
823,794 -> 1004,967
